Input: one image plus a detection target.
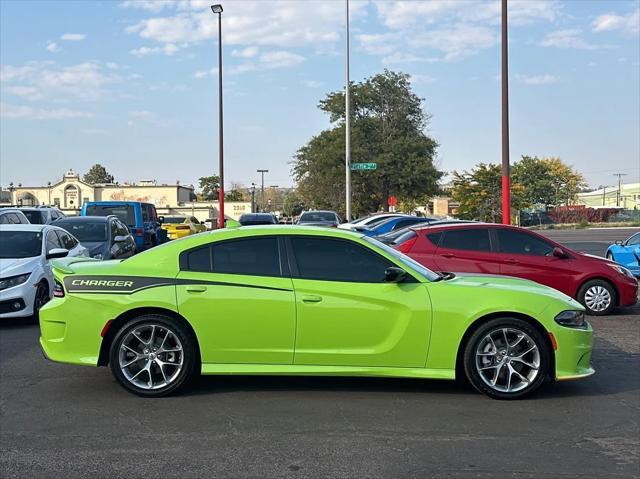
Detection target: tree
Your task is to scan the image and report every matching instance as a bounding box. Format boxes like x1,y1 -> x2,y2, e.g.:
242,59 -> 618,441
83,164 -> 114,185
512,156 -> 586,208
198,175 -> 220,201
224,188 -> 244,202
292,70 -> 442,217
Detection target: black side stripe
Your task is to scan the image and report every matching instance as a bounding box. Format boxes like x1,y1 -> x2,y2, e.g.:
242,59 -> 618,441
63,276 -> 292,295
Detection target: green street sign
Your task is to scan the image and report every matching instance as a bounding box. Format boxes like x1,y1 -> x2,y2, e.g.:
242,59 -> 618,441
351,162 -> 377,171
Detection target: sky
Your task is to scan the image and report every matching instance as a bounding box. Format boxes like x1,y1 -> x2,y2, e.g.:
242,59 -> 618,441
1,0 -> 639,191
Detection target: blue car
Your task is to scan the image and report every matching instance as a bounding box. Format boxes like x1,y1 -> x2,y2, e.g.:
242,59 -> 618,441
606,232 -> 640,278
81,201 -> 166,252
353,215 -> 436,237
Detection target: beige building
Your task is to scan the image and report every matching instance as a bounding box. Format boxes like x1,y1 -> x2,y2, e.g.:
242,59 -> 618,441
5,169 -> 251,221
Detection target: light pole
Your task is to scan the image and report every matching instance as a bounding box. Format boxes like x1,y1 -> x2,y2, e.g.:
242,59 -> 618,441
501,0 -> 511,224
257,169 -> 268,212
250,182 -> 256,213
211,4 -> 224,228
344,0 -> 352,221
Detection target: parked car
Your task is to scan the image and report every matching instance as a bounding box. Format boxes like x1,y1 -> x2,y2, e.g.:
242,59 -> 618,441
338,213 -> 407,230
54,216 -> 136,260
41,226 -> 593,399
239,213 -> 278,226
353,216 -> 437,237
20,206 -> 65,224
377,221 -> 477,245
162,216 -> 207,240
391,223 -> 638,316
606,232 -> 640,278
0,224 -> 87,319
297,210 -> 341,227
81,201 -> 165,252
0,208 -> 30,225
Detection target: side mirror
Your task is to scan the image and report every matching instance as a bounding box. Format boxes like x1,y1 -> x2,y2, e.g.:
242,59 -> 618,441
46,248 -> 69,260
113,235 -> 127,243
384,266 -> 407,283
615,240 -> 623,246
552,247 -> 568,259
158,216 -> 165,224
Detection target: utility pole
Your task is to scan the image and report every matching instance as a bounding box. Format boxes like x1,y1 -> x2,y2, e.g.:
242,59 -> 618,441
257,169 -> 268,212
501,0 -> 511,225
211,4 -> 224,228
250,183 -> 256,213
613,173 -> 627,207
344,0 -> 352,221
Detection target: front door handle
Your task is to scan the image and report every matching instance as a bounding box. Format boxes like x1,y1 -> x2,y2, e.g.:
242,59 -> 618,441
504,259 -> 519,264
441,253 -> 455,258
301,295 -> 322,303
186,285 -> 207,293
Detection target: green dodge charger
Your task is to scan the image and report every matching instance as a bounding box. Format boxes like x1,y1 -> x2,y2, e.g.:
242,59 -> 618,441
40,226 -> 594,399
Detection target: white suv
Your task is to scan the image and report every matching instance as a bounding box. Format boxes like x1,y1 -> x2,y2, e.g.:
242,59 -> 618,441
0,224 -> 87,319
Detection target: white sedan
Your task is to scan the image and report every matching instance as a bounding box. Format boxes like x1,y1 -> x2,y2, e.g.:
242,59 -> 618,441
0,224 -> 87,319
338,213 -> 409,231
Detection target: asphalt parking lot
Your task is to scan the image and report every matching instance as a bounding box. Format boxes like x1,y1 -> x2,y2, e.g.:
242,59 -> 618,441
1,228 -> 638,478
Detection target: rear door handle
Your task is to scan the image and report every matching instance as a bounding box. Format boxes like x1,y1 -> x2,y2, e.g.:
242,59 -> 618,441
186,285 -> 207,293
441,253 -> 455,258
301,295 -> 322,303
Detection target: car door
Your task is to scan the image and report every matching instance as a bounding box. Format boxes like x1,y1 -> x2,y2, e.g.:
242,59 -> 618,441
55,229 -> 86,257
175,236 -> 296,364
493,227 -> 582,294
107,219 -> 122,259
115,219 -> 136,257
289,236 -> 431,368
433,227 -> 501,274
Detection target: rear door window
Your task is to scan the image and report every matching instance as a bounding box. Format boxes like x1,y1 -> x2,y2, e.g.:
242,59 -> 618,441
440,229 -> 492,252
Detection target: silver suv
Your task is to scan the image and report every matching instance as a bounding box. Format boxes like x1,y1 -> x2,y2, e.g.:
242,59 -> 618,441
20,206 -> 65,225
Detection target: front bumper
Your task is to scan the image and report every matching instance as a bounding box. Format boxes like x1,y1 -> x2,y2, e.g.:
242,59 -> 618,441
618,276 -> 639,307
552,320 -> 595,381
0,281 -> 37,318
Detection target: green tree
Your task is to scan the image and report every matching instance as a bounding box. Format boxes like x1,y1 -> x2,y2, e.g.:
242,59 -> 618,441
198,175 -> 220,201
224,188 -> 244,202
83,164 -> 114,185
292,70 -> 442,218
512,156 -> 586,207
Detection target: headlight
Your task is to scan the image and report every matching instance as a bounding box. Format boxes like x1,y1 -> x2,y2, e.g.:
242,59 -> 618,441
92,253 -> 104,260
0,273 -> 31,291
554,310 -> 587,329
607,263 -> 634,279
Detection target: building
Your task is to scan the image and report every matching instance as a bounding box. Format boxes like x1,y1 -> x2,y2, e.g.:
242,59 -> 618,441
2,169 -> 252,221
575,182 -> 639,209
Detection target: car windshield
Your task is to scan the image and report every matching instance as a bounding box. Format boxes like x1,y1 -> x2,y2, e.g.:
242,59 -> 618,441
0,231 -> 43,258
21,210 -> 45,224
56,221 -> 107,242
163,217 -> 186,224
363,236 -> 440,281
239,214 -> 275,225
299,212 -> 335,222
85,205 -> 136,227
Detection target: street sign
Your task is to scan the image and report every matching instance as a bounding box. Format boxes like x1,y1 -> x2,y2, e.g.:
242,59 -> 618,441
388,196 -> 398,207
351,162 -> 377,171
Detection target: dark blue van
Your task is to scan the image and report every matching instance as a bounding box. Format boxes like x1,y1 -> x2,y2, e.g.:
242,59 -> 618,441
81,201 -> 166,251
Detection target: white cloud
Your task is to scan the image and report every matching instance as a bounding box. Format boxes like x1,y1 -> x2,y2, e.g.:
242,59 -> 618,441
46,42 -> 59,53
60,33 -> 86,41
1,102 -> 93,120
592,9 -> 639,35
193,67 -> 217,79
259,51 -> 304,68
127,109 -> 168,127
82,128 -> 110,135
119,0 -> 177,13
409,74 -> 436,85
515,74 -> 560,85
382,52 -> 437,65
231,46 -> 259,58
129,43 -> 179,57
356,33 -> 400,56
410,24 -> 499,61
301,79 -> 323,88
5,86 -> 42,101
539,29 -> 601,50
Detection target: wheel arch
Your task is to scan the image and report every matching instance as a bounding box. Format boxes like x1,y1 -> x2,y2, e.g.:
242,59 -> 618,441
97,306 -> 200,367
455,311 -> 556,381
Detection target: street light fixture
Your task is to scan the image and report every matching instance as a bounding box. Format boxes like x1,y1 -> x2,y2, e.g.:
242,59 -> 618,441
211,4 -> 224,228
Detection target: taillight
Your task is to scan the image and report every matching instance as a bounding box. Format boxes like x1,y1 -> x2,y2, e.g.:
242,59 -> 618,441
53,280 -> 65,298
176,225 -> 190,230
132,228 -> 144,236
397,236 -> 418,254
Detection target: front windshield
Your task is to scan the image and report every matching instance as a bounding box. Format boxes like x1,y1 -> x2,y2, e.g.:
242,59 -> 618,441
56,221 -> 107,242
163,217 -> 186,224
300,212 -> 336,222
0,230 -> 43,258
363,236 -> 440,281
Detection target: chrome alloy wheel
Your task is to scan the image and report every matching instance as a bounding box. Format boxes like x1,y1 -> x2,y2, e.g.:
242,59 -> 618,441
475,328 -> 540,393
118,324 -> 184,390
584,285 -> 612,313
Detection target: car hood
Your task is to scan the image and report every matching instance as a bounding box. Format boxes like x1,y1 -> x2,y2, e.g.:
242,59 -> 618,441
0,256 -> 41,278
445,272 -> 581,305
83,241 -> 109,257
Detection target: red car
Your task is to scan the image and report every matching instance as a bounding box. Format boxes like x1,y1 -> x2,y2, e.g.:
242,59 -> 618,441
390,223 -> 638,316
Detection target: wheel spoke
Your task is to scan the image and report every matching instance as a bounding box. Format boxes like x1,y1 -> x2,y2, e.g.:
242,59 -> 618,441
148,325 -> 156,347
509,334 -> 524,349
511,357 -> 538,369
132,331 -> 148,345
121,356 -> 141,368
122,344 -> 138,355
514,345 -> 536,359
159,330 -> 170,350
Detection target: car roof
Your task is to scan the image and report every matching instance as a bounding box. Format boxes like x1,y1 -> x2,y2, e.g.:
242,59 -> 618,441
55,215 -> 111,222
411,221 -> 490,231
301,210 -> 337,214
0,223 -> 48,232
19,206 -> 59,211
0,208 -> 25,214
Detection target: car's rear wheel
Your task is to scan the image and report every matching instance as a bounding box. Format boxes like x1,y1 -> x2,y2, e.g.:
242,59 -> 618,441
463,318 -> 550,399
577,279 -> 616,316
109,315 -> 197,397
33,282 -> 50,320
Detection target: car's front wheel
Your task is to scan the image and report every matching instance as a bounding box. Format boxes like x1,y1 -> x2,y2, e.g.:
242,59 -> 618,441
108,314 -> 197,397
605,251 -> 614,261
463,318 -> 550,399
33,281 -> 50,321
577,279 -> 616,316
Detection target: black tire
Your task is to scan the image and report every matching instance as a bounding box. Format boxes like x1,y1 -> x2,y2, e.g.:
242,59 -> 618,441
577,279 -> 616,316
463,317 -> 550,400
605,251 -> 614,261
109,314 -> 197,397
33,281 -> 50,321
